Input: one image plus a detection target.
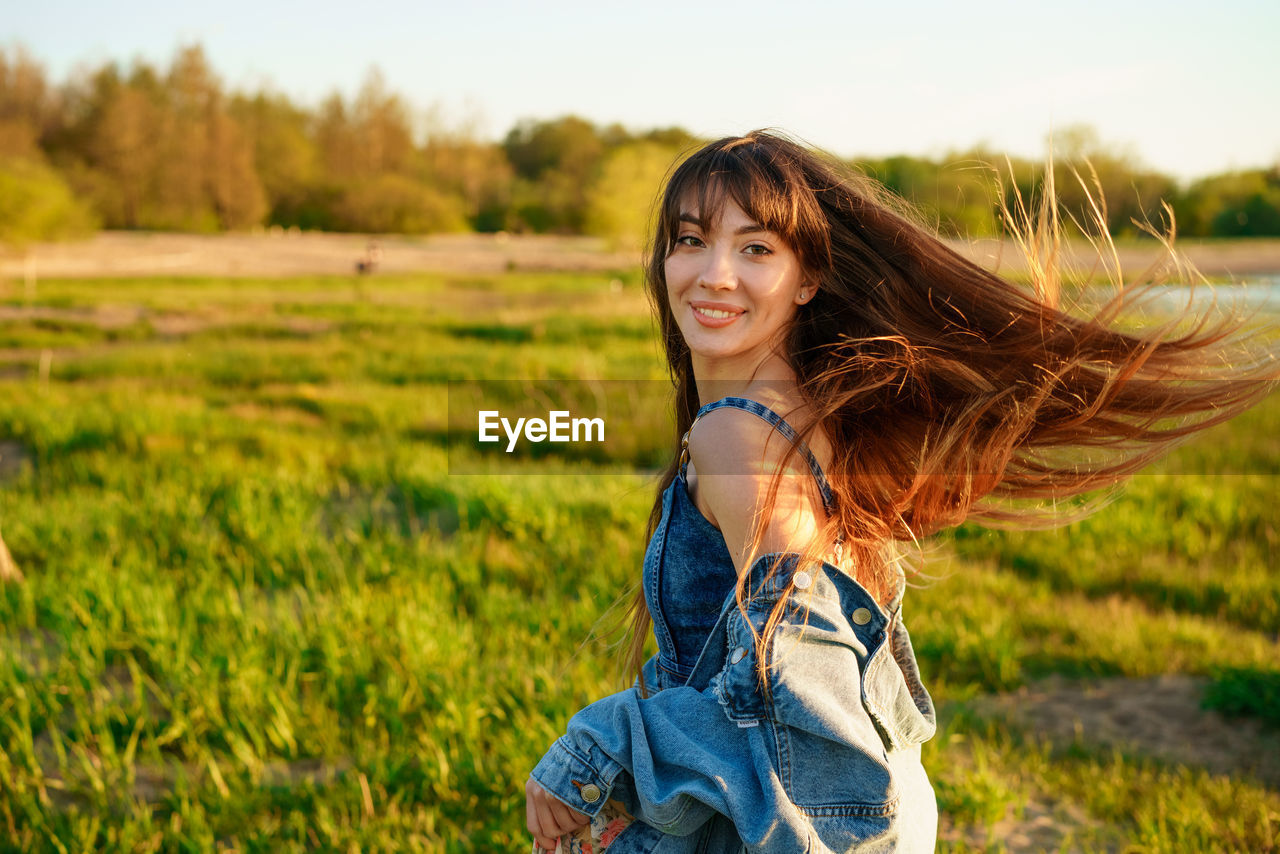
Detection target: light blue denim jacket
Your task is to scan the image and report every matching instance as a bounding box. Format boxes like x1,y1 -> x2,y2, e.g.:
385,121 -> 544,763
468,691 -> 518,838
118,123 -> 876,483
531,398 -> 938,853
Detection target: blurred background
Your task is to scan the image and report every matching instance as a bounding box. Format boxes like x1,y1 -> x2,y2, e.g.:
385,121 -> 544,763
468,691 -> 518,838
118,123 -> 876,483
1,2 -> 1277,852
3,0 -> 1280,246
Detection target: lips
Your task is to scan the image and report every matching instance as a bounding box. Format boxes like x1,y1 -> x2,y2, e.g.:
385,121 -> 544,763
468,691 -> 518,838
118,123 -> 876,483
690,301 -> 745,328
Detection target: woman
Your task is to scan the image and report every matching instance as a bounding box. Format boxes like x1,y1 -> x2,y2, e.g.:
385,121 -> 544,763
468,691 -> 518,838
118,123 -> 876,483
525,131 -> 1276,853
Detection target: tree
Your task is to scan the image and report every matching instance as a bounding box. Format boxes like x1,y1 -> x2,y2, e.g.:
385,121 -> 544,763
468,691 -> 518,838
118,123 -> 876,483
503,116 -> 606,232
333,173 -> 467,233
351,68 -> 415,177
503,115 -> 602,181
420,104 -> 512,231
1047,124 -> 1177,238
585,141 -> 683,245
74,67 -> 160,227
0,155 -> 97,297
0,45 -> 53,157
206,109 -> 267,228
1173,168 -> 1280,237
314,92 -> 358,182
229,91 -> 319,226
419,135 -> 511,231
51,46 -> 263,230
152,45 -> 218,228
857,152 -> 1007,238
314,69 -> 416,183
0,156 -> 96,241
639,126 -> 699,151
151,44 -> 264,230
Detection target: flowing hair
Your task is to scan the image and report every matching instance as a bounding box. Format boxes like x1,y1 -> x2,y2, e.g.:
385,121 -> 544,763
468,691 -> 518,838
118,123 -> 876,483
620,129 -> 1277,693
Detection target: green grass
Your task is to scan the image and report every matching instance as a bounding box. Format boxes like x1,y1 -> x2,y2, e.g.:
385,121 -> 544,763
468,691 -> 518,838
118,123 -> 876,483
1203,668 -> 1280,728
0,270 -> 1276,851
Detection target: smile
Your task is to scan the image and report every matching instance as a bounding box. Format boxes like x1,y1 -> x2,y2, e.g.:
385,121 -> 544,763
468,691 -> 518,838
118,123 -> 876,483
690,304 -> 745,328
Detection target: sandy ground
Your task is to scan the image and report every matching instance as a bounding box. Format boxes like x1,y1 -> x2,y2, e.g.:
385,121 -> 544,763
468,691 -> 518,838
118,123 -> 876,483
974,674 -> 1280,788
0,231 -> 643,278
1,230 -> 1279,279
938,674 -> 1280,851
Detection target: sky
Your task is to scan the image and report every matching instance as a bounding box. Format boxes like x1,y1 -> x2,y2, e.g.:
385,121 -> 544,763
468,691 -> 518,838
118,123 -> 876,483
5,0 -> 1279,184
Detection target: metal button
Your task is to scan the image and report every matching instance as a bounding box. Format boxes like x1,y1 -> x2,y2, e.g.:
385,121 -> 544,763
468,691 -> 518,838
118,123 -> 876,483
792,571 -> 811,591
851,607 -> 873,626
580,783 -> 602,803
730,647 -> 746,664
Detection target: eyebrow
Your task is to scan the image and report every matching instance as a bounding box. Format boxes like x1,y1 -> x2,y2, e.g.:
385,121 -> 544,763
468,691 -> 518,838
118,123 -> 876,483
677,213 -> 768,235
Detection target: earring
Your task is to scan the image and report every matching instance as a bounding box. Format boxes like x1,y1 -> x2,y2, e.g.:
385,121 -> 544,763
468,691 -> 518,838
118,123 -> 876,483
799,290 -> 808,302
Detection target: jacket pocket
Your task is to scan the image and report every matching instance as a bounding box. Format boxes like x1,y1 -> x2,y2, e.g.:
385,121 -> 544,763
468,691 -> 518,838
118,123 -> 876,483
709,607 -> 768,724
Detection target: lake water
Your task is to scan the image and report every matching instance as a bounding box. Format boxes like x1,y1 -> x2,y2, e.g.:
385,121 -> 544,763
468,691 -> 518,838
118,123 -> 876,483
1142,275 -> 1280,313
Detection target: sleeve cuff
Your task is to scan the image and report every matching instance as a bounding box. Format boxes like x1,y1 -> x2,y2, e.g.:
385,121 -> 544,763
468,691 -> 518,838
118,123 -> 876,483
529,736 -> 621,818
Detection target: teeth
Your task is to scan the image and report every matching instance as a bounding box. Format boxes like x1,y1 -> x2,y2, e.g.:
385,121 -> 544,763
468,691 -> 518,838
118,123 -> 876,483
696,307 -> 737,319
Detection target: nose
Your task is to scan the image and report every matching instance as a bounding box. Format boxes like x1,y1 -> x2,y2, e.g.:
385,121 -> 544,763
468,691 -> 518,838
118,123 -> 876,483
695,246 -> 736,291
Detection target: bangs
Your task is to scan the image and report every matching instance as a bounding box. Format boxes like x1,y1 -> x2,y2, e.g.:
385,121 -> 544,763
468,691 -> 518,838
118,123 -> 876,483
657,136 -> 829,268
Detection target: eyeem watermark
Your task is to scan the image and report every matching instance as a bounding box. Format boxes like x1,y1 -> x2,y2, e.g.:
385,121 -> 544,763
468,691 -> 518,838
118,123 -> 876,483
448,381 -> 667,474
478,410 -> 605,452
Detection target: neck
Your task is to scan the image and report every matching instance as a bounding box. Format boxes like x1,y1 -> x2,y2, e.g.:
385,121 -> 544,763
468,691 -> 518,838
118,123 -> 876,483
692,351 -> 798,408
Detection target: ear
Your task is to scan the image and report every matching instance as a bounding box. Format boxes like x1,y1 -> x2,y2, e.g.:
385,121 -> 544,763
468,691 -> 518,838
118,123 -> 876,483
796,280 -> 819,304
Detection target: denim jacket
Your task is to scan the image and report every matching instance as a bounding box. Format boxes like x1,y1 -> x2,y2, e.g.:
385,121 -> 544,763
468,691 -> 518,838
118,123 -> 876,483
531,398 -> 938,853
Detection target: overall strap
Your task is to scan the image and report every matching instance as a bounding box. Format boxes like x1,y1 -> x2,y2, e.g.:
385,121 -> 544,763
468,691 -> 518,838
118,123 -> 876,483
679,396 -> 839,517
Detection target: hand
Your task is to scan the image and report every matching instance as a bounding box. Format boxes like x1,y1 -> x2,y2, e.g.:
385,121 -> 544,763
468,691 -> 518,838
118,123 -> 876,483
525,777 -> 590,850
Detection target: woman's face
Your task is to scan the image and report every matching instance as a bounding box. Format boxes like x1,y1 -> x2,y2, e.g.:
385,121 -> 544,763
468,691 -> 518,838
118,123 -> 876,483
664,196 -> 809,377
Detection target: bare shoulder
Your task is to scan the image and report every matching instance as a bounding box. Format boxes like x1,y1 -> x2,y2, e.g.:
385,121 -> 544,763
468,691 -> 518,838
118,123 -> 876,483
686,405 -> 786,478
686,402 -> 827,575
687,396 -> 827,480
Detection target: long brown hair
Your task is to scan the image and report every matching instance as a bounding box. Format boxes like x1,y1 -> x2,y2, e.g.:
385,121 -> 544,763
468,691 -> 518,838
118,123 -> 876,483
622,129 -> 1277,691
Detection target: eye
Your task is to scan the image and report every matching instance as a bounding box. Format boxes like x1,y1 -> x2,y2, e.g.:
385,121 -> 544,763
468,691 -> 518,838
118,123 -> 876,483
675,234 -> 704,248
743,243 -> 772,256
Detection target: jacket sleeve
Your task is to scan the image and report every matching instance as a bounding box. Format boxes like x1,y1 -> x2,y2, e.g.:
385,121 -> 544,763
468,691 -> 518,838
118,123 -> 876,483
528,672 -> 791,840
529,628 -> 813,849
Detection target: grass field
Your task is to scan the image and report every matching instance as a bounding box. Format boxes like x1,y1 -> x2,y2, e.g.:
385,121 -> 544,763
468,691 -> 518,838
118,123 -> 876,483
0,266 -> 1277,852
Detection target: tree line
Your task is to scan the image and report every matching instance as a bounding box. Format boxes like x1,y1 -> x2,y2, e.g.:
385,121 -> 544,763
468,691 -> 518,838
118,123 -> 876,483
3,43 -> 1279,246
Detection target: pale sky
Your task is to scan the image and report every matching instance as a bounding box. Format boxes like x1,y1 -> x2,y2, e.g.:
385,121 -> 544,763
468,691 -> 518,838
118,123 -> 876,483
6,0 -> 1278,183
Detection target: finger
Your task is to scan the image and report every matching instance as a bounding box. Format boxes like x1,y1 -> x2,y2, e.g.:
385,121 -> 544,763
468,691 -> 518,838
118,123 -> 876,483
533,794 -> 567,841
525,783 -> 542,838
527,778 -> 588,839
548,797 -> 588,834
525,779 -> 560,851
526,778 -> 557,835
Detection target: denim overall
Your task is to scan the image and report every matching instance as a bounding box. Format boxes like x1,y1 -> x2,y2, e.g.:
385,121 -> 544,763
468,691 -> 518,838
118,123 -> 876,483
532,397 -> 938,853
